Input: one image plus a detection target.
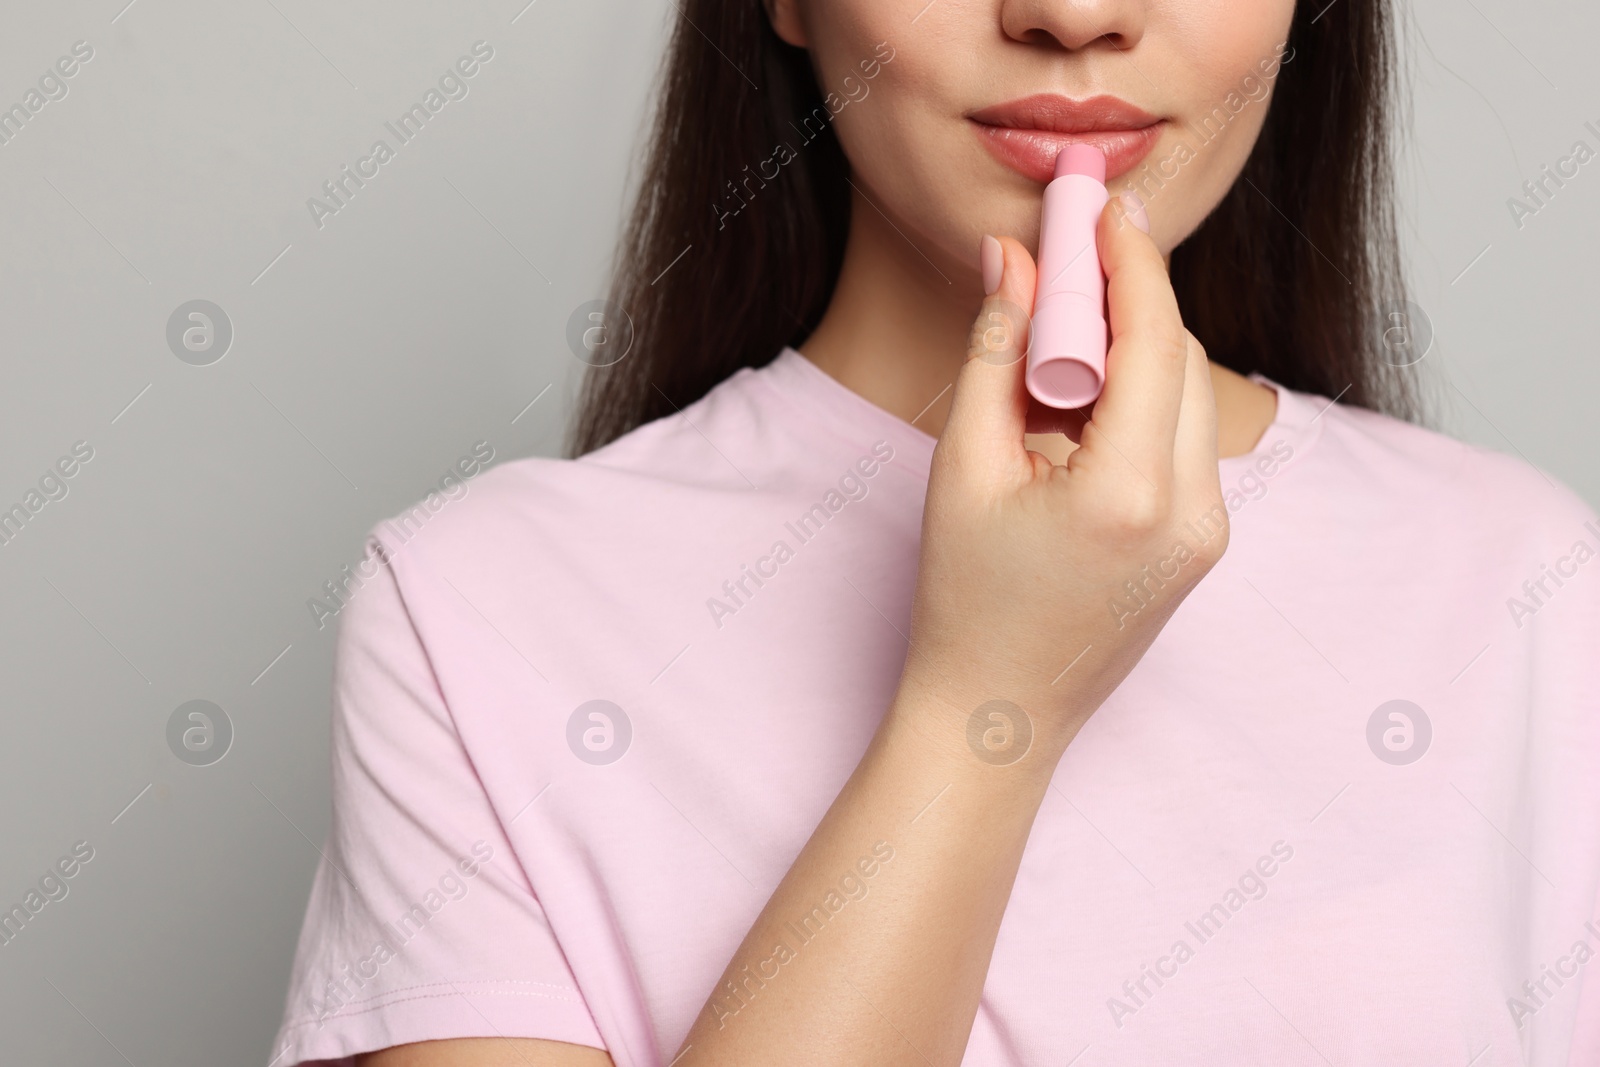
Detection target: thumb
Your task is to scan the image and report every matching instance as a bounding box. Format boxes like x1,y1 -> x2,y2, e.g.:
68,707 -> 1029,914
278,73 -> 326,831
940,235 -> 1038,473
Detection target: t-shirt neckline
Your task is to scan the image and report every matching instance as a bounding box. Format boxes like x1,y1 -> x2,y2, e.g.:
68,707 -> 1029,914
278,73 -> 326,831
758,346 -> 1323,479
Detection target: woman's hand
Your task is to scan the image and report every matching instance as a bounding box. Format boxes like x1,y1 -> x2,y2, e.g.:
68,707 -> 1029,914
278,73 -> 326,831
657,200 -> 1234,1067
896,201 -> 1230,761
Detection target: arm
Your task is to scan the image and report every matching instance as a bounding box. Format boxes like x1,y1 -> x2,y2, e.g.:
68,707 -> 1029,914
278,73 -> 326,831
359,1038 -> 615,1066
670,211 -> 1225,1065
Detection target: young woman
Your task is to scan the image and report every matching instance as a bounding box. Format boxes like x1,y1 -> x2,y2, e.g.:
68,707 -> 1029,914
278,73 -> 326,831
270,0 -> 1600,1064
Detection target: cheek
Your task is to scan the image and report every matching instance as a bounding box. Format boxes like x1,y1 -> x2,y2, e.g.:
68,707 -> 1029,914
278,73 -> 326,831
823,46 -> 934,178
802,3 -> 970,222
1167,0 -> 1295,73
801,0 -> 928,131
1168,0 -> 1295,123
801,0 -> 911,76
809,7 -> 990,155
1125,0 -> 1295,248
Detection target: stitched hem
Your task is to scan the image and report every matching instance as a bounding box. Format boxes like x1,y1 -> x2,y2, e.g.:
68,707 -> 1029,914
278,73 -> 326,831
268,977 -> 607,1067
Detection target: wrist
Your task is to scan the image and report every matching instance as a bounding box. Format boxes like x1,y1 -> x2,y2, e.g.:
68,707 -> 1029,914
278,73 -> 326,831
885,668 -> 1081,788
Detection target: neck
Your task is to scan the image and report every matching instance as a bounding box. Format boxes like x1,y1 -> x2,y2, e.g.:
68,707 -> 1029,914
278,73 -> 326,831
798,185 -> 1277,460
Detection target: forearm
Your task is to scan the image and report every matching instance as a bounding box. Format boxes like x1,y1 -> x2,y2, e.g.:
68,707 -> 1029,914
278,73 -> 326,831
672,680 -> 1074,1066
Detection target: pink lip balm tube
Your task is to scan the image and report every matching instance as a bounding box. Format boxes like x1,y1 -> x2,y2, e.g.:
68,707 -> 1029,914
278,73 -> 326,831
1026,144 -> 1109,409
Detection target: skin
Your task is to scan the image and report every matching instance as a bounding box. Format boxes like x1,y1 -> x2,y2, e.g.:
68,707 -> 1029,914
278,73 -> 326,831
795,0 -> 1289,459
360,0 -> 1294,1063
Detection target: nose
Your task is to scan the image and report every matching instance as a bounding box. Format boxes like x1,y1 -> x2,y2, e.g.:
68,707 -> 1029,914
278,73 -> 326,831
999,0 -> 1147,53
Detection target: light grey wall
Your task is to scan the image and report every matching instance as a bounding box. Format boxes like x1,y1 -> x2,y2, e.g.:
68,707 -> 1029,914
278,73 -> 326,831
1394,2 -> 1600,488
0,2 -> 1593,1064
0,3 -> 667,1064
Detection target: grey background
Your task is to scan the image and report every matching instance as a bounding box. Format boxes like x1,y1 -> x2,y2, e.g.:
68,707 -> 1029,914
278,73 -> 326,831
0,1 -> 1594,1064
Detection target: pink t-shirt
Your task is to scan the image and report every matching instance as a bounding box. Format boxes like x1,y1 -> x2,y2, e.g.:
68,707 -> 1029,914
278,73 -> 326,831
271,347 -> 1600,1067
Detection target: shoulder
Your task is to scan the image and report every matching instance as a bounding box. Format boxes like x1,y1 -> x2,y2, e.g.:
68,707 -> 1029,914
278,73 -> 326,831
364,360 -> 786,569
1312,394 -> 1597,550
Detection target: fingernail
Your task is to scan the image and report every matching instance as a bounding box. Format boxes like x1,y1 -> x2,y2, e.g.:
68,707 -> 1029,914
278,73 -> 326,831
1118,191 -> 1150,234
980,234 -> 1003,294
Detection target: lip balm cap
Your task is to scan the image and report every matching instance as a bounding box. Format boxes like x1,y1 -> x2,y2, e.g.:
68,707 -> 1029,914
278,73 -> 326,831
1054,144 -> 1107,183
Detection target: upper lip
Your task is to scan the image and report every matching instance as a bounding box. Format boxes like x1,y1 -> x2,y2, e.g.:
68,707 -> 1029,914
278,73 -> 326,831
967,93 -> 1159,133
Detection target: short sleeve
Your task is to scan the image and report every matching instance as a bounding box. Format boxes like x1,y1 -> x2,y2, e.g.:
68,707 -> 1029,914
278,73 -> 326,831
268,531 -> 607,1067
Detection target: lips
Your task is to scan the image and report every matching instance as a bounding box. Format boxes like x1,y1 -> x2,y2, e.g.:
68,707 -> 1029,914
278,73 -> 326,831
969,94 -> 1164,183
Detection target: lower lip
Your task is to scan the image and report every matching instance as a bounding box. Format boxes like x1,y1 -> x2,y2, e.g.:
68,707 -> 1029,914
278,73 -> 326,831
970,120 -> 1164,183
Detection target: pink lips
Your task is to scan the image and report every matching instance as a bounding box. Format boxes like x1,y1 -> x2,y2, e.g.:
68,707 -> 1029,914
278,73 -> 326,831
969,93 -> 1163,183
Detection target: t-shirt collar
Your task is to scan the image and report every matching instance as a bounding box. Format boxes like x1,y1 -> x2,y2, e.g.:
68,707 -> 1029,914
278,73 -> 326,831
757,346 -> 1323,480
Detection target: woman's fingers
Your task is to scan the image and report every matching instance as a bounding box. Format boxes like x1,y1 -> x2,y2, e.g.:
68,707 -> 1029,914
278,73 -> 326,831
1173,329 -> 1222,494
1075,198 -> 1188,485
940,235 -> 1038,477
1024,398 -> 1086,437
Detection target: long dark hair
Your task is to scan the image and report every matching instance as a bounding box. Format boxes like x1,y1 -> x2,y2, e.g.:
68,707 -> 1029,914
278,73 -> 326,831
568,1 -> 1417,458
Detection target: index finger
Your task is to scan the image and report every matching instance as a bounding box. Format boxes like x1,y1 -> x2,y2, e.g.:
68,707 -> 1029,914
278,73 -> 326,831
1076,198 -> 1188,486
